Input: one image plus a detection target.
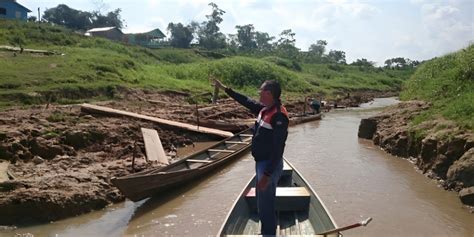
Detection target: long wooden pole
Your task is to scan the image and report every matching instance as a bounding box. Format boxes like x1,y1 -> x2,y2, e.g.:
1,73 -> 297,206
80,103 -> 233,138
317,217 -> 373,236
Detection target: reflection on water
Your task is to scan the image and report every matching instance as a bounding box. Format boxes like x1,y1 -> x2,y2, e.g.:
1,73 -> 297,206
2,98 -> 473,237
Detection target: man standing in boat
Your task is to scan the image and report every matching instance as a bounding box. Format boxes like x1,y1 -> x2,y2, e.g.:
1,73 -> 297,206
213,79 -> 289,235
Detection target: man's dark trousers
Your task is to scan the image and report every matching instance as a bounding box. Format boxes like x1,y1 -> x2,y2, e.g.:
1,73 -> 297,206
256,159 -> 283,235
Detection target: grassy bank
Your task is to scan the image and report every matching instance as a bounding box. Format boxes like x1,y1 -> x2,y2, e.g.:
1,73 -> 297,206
0,20 -> 413,108
400,45 -> 473,130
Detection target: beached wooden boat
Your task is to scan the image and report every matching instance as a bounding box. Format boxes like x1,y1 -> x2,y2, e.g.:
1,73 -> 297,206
289,113 -> 322,126
196,113 -> 322,132
111,129 -> 253,202
218,157 -> 339,236
197,119 -> 254,132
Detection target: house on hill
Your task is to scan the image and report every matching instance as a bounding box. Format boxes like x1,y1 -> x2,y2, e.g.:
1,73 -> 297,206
85,27 -> 124,42
0,0 -> 31,21
123,28 -> 166,48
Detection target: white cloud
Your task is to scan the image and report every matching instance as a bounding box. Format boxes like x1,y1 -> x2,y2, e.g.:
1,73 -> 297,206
421,2 -> 473,45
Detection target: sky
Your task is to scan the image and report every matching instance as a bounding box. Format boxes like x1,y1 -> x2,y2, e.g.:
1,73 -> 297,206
21,0 -> 474,65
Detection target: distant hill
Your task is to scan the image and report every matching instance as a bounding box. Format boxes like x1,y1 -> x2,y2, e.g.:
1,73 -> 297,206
0,20 -> 413,108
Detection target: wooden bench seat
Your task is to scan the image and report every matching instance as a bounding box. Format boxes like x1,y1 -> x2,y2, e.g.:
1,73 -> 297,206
245,187 -> 310,211
208,149 -> 235,153
225,141 -> 250,145
186,159 -> 212,163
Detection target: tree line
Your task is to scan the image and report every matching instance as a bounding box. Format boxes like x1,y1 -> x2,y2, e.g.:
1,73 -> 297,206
38,2 -> 419,68
39,4 -> 124,31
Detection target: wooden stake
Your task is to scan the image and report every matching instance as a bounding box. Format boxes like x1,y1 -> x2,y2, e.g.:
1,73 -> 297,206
212,84 -> 219,104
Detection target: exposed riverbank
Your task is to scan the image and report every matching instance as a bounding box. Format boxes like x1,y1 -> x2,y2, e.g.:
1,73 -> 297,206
2,87 -> 353,226
358,101 -> 474,208
3,97 -> 473,236
0,85 -> 395,226
0,90 -> 256,226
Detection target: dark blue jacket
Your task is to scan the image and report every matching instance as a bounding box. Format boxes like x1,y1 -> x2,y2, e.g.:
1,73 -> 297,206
225,88 -> 289,176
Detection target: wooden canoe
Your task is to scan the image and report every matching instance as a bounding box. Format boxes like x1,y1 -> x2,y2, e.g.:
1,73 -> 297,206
218,157 -> 339,236
196,119 -> 254,132
289,113 -> 322,126
195,113 -> 322,132
111,129 -> 253,202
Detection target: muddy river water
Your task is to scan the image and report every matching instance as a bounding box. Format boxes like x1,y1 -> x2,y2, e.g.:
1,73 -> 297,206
2,98 -> 473,236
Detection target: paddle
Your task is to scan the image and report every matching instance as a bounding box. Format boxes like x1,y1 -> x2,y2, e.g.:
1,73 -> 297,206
317,217 -> 373,236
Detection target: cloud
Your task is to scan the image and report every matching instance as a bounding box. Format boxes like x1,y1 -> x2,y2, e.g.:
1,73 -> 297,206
421,2 -> 473,42
316,0 -> 380,19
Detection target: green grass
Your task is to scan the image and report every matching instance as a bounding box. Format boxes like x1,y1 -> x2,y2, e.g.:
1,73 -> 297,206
400,44 -> 473,130
0,20 -> 413,108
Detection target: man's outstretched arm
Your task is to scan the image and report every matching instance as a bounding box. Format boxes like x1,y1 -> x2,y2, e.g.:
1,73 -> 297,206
213,79 -> 264,115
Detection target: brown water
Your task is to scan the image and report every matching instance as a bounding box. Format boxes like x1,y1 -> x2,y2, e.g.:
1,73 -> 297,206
2,98 -> 473,237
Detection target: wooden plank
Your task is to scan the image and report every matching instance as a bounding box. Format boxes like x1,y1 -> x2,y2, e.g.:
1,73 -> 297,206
246,187 -> 310,197
141,128 -> 169,164
186,159 -> 212,163
81,103 -> 233,138
294,211 -> 302,235
246,187 -> 310,211
241,138 -> 252,143
277,211 -> 281,235
239,134 -> 253,137
225,141 -> 249,145
0,161 -> 9,182
208,149 -> 235,153
0,45 -> 57,55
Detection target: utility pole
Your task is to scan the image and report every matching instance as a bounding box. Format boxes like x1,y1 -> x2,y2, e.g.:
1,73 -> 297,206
37,7 -> 40,22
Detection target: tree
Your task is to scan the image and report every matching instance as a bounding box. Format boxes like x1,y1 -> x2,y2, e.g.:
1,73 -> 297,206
351,58 -> 375,67
409,60 -> 421,67
27,16 -> 37,22
255,31 -> 274,51
92,0 -> 109,14
328,50 -> 346,64
385,57 -> 407,69
226,34 -> 239,53
235,24 -> 257,50
167,22 -> 194,48
384,57 -> 420,69
197,2 -> 227,49
276,29 -> 296,46
43,4 -> 124,31
43,4 -> 92,30
91,8 -> 124,29
275,29 -> 299,59
9,33 -> 26,53
308,40 -> 327,57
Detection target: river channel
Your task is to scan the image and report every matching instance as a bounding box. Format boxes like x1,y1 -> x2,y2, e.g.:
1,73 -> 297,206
3,98 -> 473,237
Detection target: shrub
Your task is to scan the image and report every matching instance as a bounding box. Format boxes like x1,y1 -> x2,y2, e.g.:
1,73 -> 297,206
263,56 -> 302,71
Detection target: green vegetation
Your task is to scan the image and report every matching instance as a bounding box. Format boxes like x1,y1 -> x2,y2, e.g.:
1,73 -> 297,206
0,20 -> 413,108
400,45 -> 473,130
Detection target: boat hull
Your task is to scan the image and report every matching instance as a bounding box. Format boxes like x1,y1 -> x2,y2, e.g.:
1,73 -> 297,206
111,129 -> 253,202
218,158 -> 338,236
